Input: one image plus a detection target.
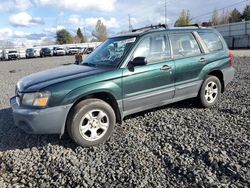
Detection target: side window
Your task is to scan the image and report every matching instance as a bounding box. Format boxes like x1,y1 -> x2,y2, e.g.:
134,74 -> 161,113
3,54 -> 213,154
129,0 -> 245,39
169,33 -> 201,58
198,32 -> 223,52
132,34 -> 171,64
133,37 -> 150,59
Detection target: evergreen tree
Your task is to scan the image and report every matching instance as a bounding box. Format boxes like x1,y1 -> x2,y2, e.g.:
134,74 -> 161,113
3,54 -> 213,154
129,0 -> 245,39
76,28 -> 86,43
243,5 -> 250,21
229,8 -> 242,23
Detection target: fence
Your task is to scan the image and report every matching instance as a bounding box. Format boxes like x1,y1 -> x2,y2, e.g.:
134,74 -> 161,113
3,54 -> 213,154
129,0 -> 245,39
214,21 -> 250,49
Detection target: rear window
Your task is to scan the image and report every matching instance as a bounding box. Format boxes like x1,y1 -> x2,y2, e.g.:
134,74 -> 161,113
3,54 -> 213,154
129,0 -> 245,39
198,32 -> 223,52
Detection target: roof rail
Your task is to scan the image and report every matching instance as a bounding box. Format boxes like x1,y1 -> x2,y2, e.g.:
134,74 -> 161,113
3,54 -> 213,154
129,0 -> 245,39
176,24 -> 201,28
132,24 -> 167,32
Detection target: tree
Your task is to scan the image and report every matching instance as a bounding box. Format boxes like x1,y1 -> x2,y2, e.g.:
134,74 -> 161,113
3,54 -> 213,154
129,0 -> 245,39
242,5 -> 250,21
56,29 -> 73,44
221,10 -> 230,24
92,20 -> 108,42
229,8 -> 242,23
174,9 -> 192,27
211,9 -> 221,26
72,36 -> 81,43
76,28 -> 86,43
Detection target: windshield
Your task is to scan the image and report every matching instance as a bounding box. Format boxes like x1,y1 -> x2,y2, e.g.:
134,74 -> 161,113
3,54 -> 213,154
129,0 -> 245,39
26,49 -> 33,52
81,36 -> 136,67
9,51 -> 17,53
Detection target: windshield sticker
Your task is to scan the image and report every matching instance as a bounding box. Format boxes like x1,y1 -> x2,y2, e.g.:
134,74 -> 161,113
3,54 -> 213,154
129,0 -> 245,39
120,37 -> 136,44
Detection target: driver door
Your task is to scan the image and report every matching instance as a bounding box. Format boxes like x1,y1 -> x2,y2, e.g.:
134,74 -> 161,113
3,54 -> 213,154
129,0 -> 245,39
122,33 -> 175,115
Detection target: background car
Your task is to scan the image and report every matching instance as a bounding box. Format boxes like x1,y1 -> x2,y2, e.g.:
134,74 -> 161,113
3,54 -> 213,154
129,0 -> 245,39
75,47 -> 96,64
2,49 -> 19,60
84,47 -> 94,54
25,48 -> 36,58
40,48 -> 52,57
53,47 -> 66,56
0,50 -> 2,60
66,47 -> 82,55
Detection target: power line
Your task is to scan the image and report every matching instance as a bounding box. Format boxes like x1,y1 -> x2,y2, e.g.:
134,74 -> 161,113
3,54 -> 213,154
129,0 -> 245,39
191,0 -> 249,20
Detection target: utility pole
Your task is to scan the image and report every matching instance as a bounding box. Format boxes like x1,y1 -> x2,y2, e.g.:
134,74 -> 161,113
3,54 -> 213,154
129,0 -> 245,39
164,0 -> 167,26
128,14 -> 132,31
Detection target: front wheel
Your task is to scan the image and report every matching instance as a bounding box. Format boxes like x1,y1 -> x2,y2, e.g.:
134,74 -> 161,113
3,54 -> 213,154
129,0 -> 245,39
198,75 -> 221,108
67,99 -> 116,147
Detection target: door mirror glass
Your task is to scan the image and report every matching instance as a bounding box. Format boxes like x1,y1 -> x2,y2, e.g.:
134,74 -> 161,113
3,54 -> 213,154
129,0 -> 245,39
131,57 -> 147,67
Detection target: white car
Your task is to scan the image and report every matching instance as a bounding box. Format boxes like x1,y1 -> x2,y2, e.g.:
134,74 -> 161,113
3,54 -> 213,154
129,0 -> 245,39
53,47 -> 66,56
0,50 -> 2,60
2,49 -> 19,60
66,47 -> 82,55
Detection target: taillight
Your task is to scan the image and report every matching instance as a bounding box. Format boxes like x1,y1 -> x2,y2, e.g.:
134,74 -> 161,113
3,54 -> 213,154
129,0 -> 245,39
229,51 -> 233,66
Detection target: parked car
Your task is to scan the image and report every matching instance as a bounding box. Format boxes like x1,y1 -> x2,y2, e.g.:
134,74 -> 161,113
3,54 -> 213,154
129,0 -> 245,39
66,47 -> 82,55
84,47 -> 94,54
75,47 -> 95,64
10,24 -> 235,147
2,49 -> 19,60
0,50 -> 2,60
40,47 -> 52,57
53,47 -> 66,56
52,47 -> 57,56
25,48 -> 37,58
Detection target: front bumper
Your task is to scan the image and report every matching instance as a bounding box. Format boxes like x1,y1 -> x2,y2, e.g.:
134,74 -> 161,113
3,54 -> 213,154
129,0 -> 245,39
10,96 -> 72,135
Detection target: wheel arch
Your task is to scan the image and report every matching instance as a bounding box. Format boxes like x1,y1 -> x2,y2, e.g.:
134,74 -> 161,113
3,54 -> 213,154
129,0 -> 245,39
207,70 -> 224,93
61,91 -> 122,137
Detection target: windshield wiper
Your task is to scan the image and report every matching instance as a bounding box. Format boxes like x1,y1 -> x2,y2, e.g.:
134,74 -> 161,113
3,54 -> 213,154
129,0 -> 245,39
82,62 -> 97,67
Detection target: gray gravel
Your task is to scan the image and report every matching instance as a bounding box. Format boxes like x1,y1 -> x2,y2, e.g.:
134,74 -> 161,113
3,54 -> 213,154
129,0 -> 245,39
0,55 -> 249,187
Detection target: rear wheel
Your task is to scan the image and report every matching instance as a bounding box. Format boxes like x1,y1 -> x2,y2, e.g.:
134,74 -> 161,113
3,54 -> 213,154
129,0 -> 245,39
67,99 -> 116,147
198,75 -> 221,108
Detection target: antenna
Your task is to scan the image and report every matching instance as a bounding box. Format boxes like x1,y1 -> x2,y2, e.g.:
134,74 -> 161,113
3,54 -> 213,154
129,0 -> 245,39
128,14 -> 133,31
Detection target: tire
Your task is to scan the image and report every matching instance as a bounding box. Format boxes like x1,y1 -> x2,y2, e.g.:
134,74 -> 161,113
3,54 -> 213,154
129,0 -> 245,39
67,99 -> 116,147
198,75 -> 221,108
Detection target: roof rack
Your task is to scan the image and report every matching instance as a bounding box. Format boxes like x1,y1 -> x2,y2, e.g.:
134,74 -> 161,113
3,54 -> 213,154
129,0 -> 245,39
176,24 -> 201,28
132,24 -> 167,32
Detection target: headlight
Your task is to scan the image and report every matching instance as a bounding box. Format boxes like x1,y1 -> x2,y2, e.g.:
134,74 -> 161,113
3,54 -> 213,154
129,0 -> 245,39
22,91 -> 51,107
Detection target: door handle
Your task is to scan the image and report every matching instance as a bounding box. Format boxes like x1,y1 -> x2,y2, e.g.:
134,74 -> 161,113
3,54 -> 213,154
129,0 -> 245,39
160,65 -> 171,71
200,57 -> 206,62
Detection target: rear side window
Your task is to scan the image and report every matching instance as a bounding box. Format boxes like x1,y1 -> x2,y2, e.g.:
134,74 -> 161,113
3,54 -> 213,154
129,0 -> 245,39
133,34 -> 171,64
198,32 -> 223,52
169,33 -> 201,58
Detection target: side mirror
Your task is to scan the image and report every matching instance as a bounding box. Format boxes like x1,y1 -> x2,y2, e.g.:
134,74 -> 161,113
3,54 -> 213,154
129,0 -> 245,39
130,57 -> 147,67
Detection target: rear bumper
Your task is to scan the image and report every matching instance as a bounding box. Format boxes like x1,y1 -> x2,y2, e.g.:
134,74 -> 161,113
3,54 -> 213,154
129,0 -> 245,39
222,66 -> 235,87
10,96 -> 72,135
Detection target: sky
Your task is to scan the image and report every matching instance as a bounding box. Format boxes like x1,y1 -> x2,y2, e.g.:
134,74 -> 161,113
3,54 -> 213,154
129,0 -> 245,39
0,0 -> 249,46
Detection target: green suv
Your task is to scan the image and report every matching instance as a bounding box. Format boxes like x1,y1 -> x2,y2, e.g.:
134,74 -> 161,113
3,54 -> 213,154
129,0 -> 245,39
10,24 -> 235,147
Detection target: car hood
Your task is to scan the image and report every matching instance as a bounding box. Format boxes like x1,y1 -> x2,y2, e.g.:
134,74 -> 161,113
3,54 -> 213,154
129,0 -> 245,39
17,64 -> 110,92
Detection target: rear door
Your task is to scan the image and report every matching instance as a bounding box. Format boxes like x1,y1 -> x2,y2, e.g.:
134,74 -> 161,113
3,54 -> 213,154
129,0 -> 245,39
169,32 -> 205,99
122,33 -> 175,115
197,31 -> 228,63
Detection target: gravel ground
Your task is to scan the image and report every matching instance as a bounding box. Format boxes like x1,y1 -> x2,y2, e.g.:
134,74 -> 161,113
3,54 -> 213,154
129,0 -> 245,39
0,55 -> 249,187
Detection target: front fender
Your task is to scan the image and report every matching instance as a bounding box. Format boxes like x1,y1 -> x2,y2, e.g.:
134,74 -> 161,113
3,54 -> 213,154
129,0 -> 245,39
61,80 -> 122,105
